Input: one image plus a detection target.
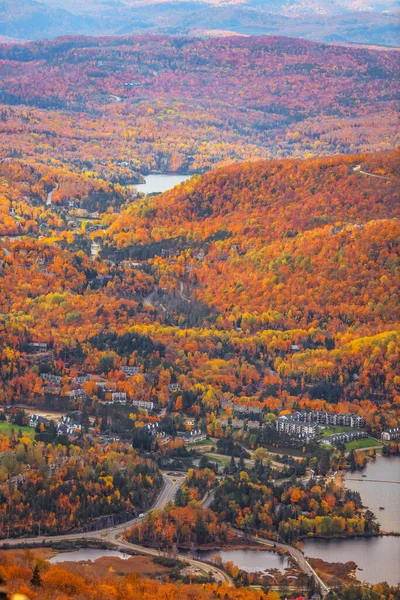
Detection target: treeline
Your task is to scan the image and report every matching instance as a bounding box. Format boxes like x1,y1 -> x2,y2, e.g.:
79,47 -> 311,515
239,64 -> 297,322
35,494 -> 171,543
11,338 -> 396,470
127,504 -> 234,548
0,437 -> 162,537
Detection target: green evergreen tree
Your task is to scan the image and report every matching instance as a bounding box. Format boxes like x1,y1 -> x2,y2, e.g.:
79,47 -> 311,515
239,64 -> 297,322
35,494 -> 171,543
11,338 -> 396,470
31,564 -> 42,587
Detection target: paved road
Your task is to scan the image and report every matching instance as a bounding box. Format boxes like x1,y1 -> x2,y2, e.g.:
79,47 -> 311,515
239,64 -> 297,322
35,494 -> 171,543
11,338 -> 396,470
233,529 -> 330,597
1,472 -> 183,547
353,164 -> 391,180
0,471 -> 232,584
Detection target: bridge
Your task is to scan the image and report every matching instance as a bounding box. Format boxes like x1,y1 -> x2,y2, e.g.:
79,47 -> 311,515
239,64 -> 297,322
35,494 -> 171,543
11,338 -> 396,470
346,478 -> 400,484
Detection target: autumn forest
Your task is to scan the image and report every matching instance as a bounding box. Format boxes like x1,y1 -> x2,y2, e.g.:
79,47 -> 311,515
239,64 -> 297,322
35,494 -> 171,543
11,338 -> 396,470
0,26 -> 399,600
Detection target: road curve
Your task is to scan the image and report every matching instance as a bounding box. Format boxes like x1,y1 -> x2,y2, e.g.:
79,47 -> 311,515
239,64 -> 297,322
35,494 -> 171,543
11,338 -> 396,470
233,529 -> 330,597
0,471 -> 232,584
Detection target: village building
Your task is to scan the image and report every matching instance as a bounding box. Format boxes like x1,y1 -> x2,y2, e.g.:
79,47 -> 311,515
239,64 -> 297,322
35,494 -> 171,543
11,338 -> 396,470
111,391 -> 127,403
381,426 -> 400,441
131,399 -> 154,411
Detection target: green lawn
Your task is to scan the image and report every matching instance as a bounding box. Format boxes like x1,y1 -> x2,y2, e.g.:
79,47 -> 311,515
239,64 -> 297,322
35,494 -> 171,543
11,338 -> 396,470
321,425 -> 354,437
191,439 -> 214,448
0,421 -> 35,439
345,437 -> 382,451
205,453 -> 230,467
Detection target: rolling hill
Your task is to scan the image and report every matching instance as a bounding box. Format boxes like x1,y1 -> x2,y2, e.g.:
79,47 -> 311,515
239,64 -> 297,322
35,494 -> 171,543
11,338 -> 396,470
0,0 -> 398,45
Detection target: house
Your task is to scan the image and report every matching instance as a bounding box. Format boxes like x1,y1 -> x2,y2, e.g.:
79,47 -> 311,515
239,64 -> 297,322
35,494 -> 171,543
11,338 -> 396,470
178,429 -> 206,444
231,418 -> 245,429
233,403 -> 262,415
156,431 -> 171,445
111,392 -> 127,403
28,342 -> 48,353
247,420 -> 260,429
68,389 -> 87,399
168,383 -> 180,392
121,366 -> 140,377
323,430 -> 367,446
276,416 -> 318,440
73,375 -> 90,385
44,385 -> 61,395
56,415 -> 81,436
29,414 -> 51,429
131,399 -> 154,411
381,426 -> 400,441
289,410 -> 365,429
41,373 -> 62,384
161,248 -> 174,259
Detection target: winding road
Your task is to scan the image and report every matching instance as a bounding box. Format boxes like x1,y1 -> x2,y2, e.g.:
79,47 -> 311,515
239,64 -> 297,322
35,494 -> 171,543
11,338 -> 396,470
0,470 -> 330,591
353,164 -> 391,180
0,471 -> 231,584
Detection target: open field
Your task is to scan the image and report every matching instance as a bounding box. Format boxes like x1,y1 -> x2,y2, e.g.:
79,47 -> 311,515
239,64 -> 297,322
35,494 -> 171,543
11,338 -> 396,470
0,422 -> 35,439
190,439 -> 215,448
345,437 -> 383,451
320,425 -> 354,437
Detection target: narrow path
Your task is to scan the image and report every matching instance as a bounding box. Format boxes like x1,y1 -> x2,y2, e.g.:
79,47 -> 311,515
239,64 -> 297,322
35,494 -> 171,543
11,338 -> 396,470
46,183 -> 59,206
353,165 -> 391,180
143,288 -> 156,308
179,281 -> 191,303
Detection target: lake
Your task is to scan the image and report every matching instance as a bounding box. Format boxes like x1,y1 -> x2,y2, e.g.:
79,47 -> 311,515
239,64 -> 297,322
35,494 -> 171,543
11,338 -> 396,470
344,455 -> 400,533
303,535 -> 400,586
303,456 -> 400,586
195,548 -> 290,574
135,174 -> 193,194
50,549 -> 131,563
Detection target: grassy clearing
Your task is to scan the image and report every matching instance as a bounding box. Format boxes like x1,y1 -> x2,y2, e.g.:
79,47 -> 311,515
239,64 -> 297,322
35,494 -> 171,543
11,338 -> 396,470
205,453 -> 230,467
191,439 -> 214,448
0,421 -> 35,439
321,425 -> 354,437
345,437 -> 382,451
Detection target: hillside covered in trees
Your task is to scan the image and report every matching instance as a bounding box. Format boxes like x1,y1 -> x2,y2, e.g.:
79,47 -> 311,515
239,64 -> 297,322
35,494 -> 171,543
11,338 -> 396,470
0,151 -> 399,436
0,36 -> 398,179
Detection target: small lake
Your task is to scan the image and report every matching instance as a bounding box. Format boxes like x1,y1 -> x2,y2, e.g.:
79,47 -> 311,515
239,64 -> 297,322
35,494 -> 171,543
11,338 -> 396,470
50,549 -> 131,563
195,549 -> 290,574
135,174 -> 193,194
303,536 -> 400,586
344,455 -> 400,533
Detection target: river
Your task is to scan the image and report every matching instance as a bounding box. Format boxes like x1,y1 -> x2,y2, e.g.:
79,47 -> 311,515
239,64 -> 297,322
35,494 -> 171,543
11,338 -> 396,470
135,174 -> 193,194
303,455 -> 400,586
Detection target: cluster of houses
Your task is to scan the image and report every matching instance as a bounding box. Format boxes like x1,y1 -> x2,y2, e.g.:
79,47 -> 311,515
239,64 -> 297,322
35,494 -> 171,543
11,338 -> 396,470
177,429 -> 207,445
221,417 -> 261,430
276,411 -> 367,444
28,411 -> 83,437
56,414 -> 82,436
37,368 -> 158,410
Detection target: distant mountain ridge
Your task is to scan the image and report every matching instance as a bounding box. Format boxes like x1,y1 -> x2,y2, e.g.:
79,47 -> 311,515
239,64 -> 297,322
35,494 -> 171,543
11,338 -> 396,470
0,0 -> 398,45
